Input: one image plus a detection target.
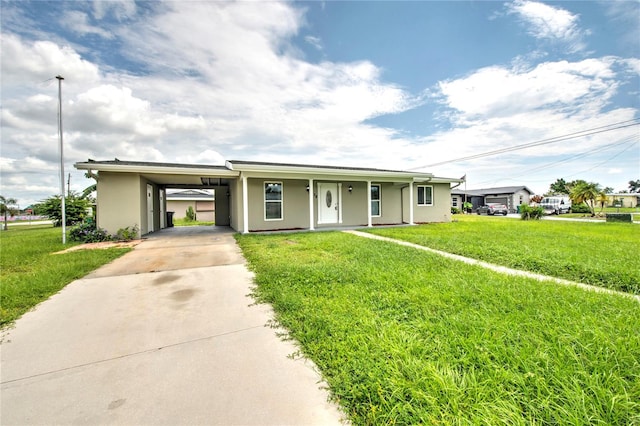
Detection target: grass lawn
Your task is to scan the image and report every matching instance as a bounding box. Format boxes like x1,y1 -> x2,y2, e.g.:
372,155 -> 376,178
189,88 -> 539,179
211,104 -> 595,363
1,226 -> 131,327
367,215 -> 640,295
173,218 -> 215,226
236,231 -> 640,425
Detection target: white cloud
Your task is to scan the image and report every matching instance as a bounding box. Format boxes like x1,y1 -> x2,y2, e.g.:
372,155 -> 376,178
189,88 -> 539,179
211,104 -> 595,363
92,0 -> 136,21
71,85 -> 161,135
61,11 -> 114,39
0,33 -> 100,85
623,58 -> 640,75
105,1 -> 419,163
305,35 -> 323,51
506,0 -> 588,53
436,58 -> 619,120
176,150 -> 226,166
413,56 -> 639,189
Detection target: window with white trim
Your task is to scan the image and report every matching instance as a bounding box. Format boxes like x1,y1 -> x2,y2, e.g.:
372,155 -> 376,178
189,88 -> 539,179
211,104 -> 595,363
452,197 -> 458,207
417,185 -> 433,206
264,182 -> 283,220
371,184 -> 381,217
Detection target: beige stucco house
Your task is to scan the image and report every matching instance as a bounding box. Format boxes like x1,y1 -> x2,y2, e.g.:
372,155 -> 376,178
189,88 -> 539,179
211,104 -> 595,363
166,189 -> 215,221
606,193 -> 639,208
74,159 -> 463,237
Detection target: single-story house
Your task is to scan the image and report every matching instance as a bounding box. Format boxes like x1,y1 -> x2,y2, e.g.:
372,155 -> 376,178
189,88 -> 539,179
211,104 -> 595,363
452,186 -> 534,213
606,193 -> 639,208
166,189 -> 215,221
74,159 -> 463,237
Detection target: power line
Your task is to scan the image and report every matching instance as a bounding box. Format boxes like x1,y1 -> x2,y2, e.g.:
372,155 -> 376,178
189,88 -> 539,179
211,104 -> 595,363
508,136 -> 637,177
565,139 -> 639,177
411,118 -> 640,169
471,137 -> 639,187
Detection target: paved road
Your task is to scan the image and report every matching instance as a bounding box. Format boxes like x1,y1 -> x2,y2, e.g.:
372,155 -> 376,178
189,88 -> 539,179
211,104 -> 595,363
1,226 -> 346,425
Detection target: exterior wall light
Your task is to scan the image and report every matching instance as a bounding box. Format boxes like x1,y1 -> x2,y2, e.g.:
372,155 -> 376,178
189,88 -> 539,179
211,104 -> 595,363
348,185 -> 353,193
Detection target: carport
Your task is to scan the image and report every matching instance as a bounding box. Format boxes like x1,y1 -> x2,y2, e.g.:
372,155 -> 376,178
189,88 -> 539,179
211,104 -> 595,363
76,160 -> 239,237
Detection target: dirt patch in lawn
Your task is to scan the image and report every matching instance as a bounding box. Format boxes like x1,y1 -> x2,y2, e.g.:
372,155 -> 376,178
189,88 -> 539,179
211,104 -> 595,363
53,240 -> 142,254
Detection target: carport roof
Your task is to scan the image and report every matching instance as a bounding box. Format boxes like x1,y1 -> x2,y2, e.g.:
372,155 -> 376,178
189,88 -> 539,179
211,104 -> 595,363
75,159 -> 233,173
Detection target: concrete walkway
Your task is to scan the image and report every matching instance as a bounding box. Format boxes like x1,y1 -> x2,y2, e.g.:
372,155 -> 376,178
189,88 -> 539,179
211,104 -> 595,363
1,226 -> 346,425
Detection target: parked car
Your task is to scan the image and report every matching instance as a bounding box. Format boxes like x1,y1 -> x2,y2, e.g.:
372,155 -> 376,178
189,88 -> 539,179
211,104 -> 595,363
477,204 -> 509,216
539,196 -> 572,215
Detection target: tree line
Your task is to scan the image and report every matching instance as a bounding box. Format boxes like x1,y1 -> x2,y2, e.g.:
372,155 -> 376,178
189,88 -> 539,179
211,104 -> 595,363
543,178 -> 639,216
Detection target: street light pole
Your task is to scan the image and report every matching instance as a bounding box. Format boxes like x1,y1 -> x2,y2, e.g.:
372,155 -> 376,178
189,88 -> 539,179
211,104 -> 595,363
56,75 -> 66,244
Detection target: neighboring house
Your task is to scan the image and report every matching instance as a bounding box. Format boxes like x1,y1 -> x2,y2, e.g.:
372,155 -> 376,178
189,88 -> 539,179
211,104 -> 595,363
74,159 -> 463,237
166,189 -> 215,221
452,186 -> 534,213
606,193 -> 640,208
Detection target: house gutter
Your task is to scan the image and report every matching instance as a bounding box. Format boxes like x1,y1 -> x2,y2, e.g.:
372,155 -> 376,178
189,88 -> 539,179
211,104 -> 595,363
226,160 -> 434,181
75,161 -> 239,177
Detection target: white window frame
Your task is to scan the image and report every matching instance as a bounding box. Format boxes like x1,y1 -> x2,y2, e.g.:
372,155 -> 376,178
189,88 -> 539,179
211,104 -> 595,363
264,181 -> 283,221
371,184 -> 381,217
452,197 -> 458,207
417,185 -> 434,207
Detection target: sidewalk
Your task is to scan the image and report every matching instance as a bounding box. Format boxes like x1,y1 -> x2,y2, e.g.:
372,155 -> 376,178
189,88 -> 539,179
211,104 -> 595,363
1,226 -> 346,425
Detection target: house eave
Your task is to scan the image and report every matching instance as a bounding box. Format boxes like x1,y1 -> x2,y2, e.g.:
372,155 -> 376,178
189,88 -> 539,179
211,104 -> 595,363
75,161 -> 239,177
226,160 -> 436,181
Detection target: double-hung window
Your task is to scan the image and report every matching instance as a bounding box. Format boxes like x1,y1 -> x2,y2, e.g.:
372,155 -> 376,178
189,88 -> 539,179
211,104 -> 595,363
371,184 -> 381,217
417,185 -> 433,206
264,182 -> 283,220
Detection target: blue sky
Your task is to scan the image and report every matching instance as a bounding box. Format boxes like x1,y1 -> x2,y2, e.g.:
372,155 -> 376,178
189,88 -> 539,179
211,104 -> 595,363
1,0 -> 638,207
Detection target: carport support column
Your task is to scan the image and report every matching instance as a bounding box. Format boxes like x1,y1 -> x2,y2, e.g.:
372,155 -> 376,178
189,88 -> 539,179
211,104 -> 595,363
367,180 -> 372,227
242,175 -> 249,234
308,179 -> 314,230
409,181 -> 415,225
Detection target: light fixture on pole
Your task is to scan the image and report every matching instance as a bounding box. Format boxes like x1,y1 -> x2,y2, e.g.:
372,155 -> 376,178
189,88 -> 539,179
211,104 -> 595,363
56,75 -> 66,244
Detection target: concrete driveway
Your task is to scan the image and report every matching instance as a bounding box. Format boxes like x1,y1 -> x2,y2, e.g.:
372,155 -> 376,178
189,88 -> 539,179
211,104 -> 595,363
1,226 -> 346,425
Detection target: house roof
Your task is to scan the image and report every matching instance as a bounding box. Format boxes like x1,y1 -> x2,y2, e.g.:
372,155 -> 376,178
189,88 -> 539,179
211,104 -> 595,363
166,189 -> 214,200
77,159 -> 231,172
227,160 -> 419,174
452,186 -> 534,196
75,158 -> 463,185
226,160 -> 461,183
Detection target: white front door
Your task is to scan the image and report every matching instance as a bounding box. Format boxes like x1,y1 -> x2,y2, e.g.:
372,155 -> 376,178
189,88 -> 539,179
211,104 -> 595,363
318,183 -> 339,224
147,184 -> 154,233
159,189 -> 166,228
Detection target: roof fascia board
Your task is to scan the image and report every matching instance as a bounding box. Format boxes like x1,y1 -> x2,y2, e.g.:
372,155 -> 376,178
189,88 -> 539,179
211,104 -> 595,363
75,162 -> 239,177
430,178 -> 464,184
229,160 -> 433,179
240,170 -> 426,182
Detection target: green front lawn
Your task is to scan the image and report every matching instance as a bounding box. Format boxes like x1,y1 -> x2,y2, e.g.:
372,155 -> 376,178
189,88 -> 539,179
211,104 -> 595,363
0,227 -> 131,327
368,215 -> 640,294
236,231 -> 640,425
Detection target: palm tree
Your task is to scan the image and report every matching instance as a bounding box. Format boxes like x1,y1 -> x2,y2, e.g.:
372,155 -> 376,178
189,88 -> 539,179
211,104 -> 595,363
596,192 -> 608,214
1,195 -> 19,230
569,182 -> 601,216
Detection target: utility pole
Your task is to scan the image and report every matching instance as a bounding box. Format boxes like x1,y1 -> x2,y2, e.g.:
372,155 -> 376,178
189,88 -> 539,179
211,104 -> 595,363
56,75 -> 66,244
